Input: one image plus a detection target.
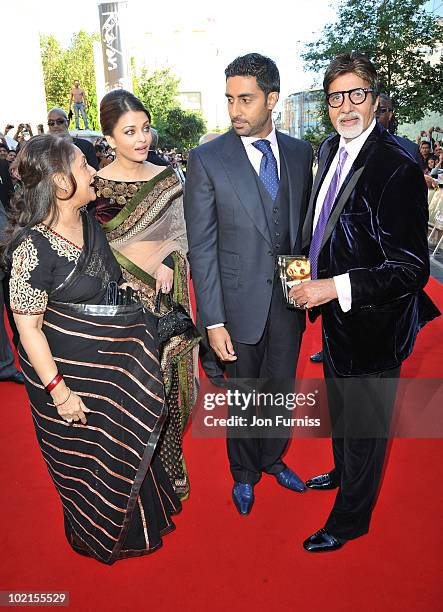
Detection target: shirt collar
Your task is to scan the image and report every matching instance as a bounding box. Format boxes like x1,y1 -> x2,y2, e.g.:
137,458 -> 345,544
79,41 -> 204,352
241,123 -> 278,147
339,118 -> 376,162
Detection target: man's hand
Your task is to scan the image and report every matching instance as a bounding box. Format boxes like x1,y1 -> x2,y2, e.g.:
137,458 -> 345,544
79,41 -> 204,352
289,278 -> 338,309
208,327 -> 237,362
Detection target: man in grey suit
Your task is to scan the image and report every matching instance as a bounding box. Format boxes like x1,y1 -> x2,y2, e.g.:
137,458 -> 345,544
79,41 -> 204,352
184,53 -> 313,515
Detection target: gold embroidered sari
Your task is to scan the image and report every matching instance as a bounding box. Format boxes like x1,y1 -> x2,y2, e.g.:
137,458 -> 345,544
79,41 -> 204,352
94,167 -> 199,499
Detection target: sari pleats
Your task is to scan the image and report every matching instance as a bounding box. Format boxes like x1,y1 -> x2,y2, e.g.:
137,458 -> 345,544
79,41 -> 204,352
20,302 -> 181,564
95,173 -> 200,500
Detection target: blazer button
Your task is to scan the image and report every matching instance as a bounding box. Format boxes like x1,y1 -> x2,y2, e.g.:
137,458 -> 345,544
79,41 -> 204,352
267,278 -> 272,285
268,250 -> 273,256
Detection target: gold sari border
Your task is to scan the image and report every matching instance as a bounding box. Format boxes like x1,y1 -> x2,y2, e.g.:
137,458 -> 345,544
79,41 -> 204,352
102,167 -> 174,233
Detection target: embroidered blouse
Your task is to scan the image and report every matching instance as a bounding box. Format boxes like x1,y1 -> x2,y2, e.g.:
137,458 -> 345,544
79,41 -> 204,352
10,225 -> 82,315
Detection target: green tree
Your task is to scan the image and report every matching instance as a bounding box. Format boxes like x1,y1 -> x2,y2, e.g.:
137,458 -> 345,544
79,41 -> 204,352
40,31 -> 100,130
156,107 -> 206,151
302,124 -> 331,153
40,35 -> 70,112
133,68 -> 180,124
302,0 -> 443,125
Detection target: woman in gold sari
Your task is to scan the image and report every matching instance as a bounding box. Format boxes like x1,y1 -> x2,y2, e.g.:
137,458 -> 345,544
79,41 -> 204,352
93,90 -> 199,500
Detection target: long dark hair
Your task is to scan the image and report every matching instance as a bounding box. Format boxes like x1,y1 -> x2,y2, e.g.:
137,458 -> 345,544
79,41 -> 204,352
1,134 -> 77,269
100,90 -> 151,136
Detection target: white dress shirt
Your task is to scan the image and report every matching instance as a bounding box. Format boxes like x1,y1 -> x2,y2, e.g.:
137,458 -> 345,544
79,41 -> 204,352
240,124 -> 281,178
314,119 -> 376,312
207,124 -> 280,329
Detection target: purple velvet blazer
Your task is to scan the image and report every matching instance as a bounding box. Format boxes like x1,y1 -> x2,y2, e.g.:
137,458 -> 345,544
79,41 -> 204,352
303,122 -> 440,376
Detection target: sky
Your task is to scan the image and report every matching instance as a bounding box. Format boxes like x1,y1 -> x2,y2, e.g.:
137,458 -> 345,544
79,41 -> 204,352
3,0 -> 442,125
17,0 -> 339,96
21,0 -> 442,97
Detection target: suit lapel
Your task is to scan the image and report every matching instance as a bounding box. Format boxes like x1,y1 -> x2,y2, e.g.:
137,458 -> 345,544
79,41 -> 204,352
302,136 -> 338,249
319,167 -> 365,251
319,124 -> 382,250
276,132 -> 303,251
219,130 -> 272,247
302,124 -> 382,253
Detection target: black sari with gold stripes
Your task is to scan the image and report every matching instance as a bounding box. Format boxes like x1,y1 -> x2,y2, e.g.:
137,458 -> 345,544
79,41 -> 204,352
11,211 -> 181,564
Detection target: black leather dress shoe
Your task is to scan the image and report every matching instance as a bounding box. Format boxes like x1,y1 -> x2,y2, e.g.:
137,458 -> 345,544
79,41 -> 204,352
305,472 -> 338,490
309,350 -> 323,363
0,371 -> 25,385
232,483 -> 254,515
303,528 -> 345,552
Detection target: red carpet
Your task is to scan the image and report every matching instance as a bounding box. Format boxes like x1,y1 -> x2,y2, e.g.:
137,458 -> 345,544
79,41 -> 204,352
1,279 -> 442,611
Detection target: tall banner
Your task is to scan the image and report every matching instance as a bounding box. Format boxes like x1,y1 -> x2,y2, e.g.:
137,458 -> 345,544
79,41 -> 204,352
97,1 -> 132,92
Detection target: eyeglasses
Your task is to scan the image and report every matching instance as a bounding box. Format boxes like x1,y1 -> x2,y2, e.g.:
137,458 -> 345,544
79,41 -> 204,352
47,119 -> 67,126
326,87 -> 374,108
377,107 -> 392,114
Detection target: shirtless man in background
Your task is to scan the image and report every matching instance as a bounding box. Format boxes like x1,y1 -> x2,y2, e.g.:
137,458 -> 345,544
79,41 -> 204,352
70,80 -> 89,130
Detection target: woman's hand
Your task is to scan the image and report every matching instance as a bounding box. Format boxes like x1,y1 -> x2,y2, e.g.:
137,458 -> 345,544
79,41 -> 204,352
13,314 -> 91,425
51,385 -> 91,425
155,263 -> 174,294
120,281 -> 140,291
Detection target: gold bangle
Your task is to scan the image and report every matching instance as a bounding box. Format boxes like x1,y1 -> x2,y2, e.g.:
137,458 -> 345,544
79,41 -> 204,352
54,388 -> 72,407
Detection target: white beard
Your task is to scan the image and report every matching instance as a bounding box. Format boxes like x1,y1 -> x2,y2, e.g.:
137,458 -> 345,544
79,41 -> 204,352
336,112 -> 364,139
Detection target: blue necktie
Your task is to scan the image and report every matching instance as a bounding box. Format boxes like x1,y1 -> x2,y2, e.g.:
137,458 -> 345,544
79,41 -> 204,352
309,147 -> 348,279
252,139 -> 280,201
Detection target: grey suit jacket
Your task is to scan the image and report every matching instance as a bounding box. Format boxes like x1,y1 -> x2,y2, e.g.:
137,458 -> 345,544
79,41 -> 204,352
184,129 -> 313,344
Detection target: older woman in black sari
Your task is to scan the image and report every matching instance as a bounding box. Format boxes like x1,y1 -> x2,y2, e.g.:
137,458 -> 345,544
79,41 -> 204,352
1,135 -> 181,564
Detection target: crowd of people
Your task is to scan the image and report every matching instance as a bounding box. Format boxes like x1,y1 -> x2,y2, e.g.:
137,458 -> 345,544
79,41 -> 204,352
417,129 -> 443,184
0,51 -> 441,564
1,119 -> 189,182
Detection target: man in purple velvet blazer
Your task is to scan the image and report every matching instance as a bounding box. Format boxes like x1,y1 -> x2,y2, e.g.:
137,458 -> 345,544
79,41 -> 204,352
291,52 -> 440,553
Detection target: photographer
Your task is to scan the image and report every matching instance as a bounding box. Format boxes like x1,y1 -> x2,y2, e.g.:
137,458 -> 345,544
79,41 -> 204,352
13,123 -> 33,143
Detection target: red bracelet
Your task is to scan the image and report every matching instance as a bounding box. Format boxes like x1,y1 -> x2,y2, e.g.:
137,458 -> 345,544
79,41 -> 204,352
45,373 -> 63,393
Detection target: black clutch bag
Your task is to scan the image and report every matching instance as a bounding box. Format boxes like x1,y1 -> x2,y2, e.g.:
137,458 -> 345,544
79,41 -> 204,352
154,291 -> 199,343
106,281 -> 140,305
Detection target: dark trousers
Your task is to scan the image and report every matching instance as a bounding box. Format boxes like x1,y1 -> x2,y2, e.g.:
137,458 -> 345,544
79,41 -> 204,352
225,280 -> 303,484
0,276 -> 18,378
2,276 -> 19,349
0,202 -> 19,360
323,344 -> 400,540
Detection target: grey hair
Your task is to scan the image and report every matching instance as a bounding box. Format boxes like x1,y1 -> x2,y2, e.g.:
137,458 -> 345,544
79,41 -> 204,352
47,107 -> 68,120
323,52 -> 380,103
